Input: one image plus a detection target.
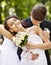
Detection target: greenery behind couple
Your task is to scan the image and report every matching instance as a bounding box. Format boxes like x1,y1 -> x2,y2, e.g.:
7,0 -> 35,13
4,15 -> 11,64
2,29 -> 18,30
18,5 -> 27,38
0,0 -> 51,65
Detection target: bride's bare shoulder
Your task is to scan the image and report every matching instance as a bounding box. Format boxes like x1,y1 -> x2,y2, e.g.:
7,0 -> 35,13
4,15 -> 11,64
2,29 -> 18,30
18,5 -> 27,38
26,26 -> 37,33
30,26 -> 38,31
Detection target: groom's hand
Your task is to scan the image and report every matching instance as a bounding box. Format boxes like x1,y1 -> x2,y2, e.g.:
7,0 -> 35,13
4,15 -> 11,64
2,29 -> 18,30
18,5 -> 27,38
31,54 -> 39,60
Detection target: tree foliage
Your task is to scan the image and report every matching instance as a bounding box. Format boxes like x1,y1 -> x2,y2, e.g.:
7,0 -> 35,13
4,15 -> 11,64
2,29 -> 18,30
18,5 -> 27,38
0,0 -> 51,24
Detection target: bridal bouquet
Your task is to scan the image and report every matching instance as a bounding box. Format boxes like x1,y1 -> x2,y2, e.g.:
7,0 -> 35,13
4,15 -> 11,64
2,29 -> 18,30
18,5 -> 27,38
13,31 -> 28,47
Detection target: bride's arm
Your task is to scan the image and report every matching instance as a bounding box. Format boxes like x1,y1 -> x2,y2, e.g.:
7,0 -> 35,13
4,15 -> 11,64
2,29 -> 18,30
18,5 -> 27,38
37,26 -> 50,42
0,24 -> 13,41
26,26 -> 51,50
35,27 -> 51,50
29,42 -> 51,50
26,39 -> 51,50
26,42 -> 51,50
33,26 -> 50,41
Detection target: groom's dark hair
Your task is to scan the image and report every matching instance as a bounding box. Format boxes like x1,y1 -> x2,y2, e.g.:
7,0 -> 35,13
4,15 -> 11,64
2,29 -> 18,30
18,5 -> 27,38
31,4 -> 47,21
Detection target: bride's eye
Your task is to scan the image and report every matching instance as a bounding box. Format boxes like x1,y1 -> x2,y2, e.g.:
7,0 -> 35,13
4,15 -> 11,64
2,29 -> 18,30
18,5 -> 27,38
10,22 -> 14,26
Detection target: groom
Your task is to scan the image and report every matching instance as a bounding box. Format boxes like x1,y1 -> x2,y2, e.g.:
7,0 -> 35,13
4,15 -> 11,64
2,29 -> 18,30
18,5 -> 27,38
17,4 -> 51,65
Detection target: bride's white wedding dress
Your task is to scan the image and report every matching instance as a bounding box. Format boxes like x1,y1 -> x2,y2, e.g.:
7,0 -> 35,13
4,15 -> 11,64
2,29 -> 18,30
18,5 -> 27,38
20,33 -> 47,65
1,37 -> 20,65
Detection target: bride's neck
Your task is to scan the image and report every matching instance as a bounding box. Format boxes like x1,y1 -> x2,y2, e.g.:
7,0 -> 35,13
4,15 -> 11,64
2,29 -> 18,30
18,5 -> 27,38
21,27 -> 30,33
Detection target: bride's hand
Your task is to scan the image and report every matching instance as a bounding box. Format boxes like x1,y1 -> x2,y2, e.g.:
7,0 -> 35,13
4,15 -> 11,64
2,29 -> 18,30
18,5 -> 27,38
26,43 -> 31,49
39,31 -> 50,43
26,43 -> 34,49
42,31 -> 50,39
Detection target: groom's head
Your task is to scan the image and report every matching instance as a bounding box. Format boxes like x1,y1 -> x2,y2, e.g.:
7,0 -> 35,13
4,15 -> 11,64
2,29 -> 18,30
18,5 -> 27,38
30,4 -> 47,25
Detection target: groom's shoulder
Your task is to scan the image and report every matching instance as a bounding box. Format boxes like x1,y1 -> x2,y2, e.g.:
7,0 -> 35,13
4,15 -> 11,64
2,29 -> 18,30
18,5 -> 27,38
42,20 -> 51,24
21,17 -> 31,23
21,17 -> 33,28
40,20 -> 51,26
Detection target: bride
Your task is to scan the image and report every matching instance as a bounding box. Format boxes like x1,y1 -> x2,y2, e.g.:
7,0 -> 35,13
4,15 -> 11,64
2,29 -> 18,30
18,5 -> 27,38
0,15 -> 20,65
0,15 -> 51,65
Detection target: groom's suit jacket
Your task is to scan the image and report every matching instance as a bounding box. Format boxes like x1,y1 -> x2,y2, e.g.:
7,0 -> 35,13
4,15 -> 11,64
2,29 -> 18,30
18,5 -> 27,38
17,17 -> 51,65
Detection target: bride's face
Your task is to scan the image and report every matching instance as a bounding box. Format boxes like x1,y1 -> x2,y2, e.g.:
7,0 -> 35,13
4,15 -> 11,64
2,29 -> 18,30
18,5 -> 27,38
7,18 -> 23,32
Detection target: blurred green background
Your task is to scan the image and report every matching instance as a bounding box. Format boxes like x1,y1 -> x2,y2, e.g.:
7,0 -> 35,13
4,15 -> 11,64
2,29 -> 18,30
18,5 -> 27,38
0,0 -> 51,54
0,0 -> 51,23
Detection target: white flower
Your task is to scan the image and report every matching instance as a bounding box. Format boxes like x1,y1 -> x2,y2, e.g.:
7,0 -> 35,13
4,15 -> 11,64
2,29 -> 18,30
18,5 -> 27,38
15,39 -> 22,46
13,31 -> 28,47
